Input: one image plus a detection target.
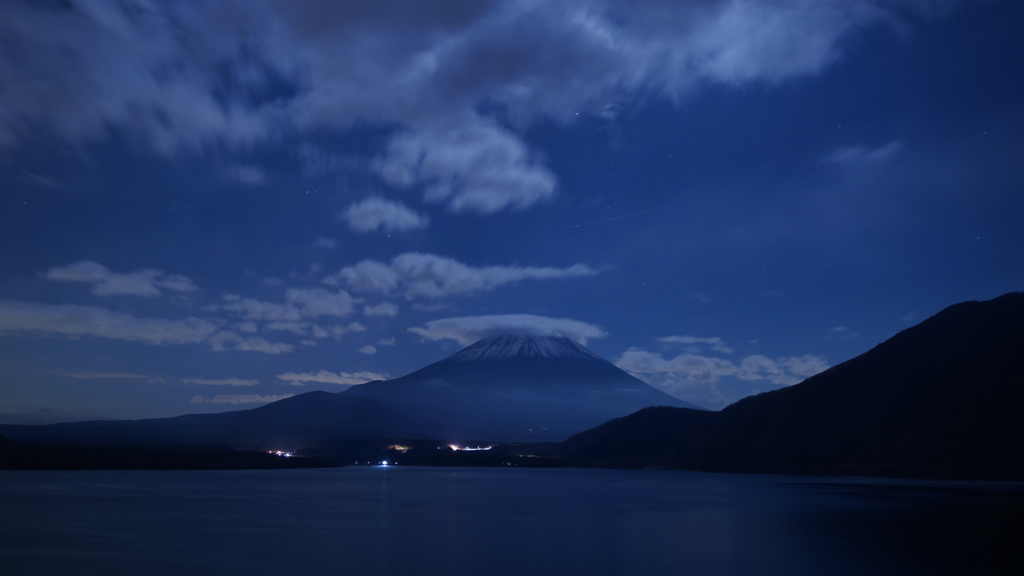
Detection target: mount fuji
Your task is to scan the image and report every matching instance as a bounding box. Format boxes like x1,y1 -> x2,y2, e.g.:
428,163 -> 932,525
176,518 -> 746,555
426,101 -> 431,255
345,334 -> 701,441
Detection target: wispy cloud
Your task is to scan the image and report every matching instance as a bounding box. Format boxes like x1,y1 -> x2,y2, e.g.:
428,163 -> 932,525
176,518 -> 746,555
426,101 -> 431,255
182,378 -> 259,387
190,394 -> 293,405
0,300 -> 218,345
207,332 -> 294,355
0,300 -> 292,355
45,260 -> 199,297
375,116 -> 557,214
823,141 -> 904,165
312,237 -> 337,249
276,370 -> 386,386
412,303 -> 450,312
409,314 -> 606,346
220,295 -> 302,321
324,252 -> 598,299
285,288 -> 355,317
330,322 -> 367,336
342,197 -> 429,233
363,303 -> 399,317
219,288 -> 355,323
264,321 -> 308,335
618,350 -> 735,410
617,346 -> 829,409
658,335 -> 734,354
64,372 -> 152,380
826,326 -> 860,340
18,169 -> 62,189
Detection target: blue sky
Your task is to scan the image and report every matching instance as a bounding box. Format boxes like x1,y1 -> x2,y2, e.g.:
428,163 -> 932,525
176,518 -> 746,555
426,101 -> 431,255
1,0 -> 1022,422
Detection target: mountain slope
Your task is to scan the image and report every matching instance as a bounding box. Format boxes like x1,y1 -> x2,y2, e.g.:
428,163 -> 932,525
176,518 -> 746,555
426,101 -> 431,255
690,292 -> 1024,478
560,406 -> 716,465
346,335 -> 701,441
0,391 -> 421,450
559,292 -> 1024,480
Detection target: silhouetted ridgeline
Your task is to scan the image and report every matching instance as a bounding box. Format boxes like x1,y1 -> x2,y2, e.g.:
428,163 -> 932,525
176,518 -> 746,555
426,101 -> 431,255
0,433 -> 333,470
560,292 -> 1024,480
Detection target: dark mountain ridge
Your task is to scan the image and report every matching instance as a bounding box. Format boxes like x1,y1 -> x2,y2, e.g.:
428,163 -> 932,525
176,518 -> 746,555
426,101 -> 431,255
560,406 -> 716,465
561,292 -> 1024,480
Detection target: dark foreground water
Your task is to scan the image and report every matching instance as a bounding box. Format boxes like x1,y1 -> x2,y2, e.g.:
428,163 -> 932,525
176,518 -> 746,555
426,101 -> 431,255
1,467 -> 1022,576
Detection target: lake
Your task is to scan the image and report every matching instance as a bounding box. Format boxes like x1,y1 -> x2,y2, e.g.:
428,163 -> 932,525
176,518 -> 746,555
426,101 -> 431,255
1,467 -> 1022,575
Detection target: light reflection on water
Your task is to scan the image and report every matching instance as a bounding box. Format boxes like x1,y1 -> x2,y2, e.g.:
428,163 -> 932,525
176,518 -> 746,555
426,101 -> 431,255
1,467 -> 1021,576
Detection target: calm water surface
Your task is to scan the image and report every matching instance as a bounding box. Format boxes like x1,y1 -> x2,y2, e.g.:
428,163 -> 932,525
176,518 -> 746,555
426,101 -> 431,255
1,467 -> 1022,576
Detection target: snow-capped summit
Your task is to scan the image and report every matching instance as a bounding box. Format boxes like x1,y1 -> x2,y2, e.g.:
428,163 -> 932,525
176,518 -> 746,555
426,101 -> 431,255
442,334 -> 603,362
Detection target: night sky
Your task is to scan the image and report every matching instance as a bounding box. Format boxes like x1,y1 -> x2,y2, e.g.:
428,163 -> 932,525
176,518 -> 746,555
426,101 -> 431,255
1,0 -> 1022,423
